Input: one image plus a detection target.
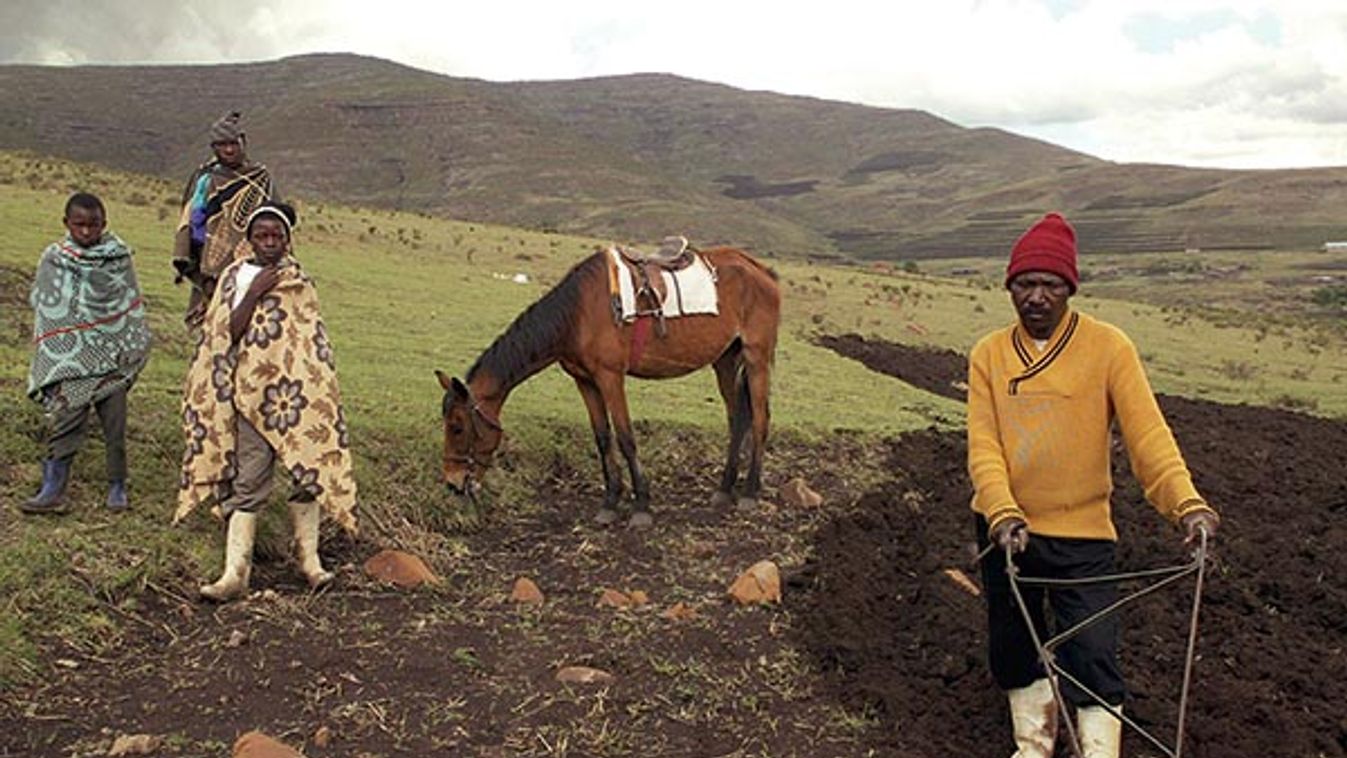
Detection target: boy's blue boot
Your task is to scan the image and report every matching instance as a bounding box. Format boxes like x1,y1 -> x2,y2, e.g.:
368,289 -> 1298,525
106,480 -> 129,510
21,457 -> 72,514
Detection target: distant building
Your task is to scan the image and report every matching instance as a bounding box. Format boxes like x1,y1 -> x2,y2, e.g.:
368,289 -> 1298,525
1324,241 -> 1347,252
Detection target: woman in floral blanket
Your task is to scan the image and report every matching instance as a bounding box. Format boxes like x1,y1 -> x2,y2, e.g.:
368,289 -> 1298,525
178,202 -> 356,602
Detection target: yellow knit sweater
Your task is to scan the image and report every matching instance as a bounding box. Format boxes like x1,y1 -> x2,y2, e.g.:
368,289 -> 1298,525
967,310 -> 1210,541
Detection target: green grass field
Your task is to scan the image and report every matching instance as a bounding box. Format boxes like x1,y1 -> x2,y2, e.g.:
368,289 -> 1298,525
2,151 -> 1345,687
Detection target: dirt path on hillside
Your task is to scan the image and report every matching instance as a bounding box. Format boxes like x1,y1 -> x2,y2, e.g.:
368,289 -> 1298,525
2,337 -> 1344,757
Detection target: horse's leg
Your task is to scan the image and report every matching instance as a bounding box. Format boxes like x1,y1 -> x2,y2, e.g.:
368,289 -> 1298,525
739,349 -> 772,510
594,371 -> 652,529
573,375 -> 623,525
711,344 -> 750,509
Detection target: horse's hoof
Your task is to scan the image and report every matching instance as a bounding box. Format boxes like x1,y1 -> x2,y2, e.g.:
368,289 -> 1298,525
735,497 -> 759,513
595,508 -> 621,526
710,490 -> 735,509
628,511 -> 654,530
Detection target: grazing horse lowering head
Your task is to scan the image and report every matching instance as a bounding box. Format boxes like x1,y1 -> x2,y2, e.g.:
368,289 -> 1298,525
431,245 -> 779,527
435,370 -> 503,495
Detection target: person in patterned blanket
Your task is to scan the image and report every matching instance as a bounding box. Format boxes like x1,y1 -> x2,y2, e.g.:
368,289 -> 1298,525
23,192 -> 151,514
177,201 -> 357,602
172,111 -> 278,329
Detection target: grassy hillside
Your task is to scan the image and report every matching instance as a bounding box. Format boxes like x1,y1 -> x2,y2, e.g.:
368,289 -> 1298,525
5,54 -> 1347,259
1,152 -> 1344,690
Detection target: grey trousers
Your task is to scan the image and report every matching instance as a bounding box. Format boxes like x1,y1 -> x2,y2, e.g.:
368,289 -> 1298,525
48,387 -> 128,481
220,419 -> 275,516
219,419 -> 313,516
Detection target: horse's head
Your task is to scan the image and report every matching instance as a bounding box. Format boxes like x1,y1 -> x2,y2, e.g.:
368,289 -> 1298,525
435,370 -> 503,496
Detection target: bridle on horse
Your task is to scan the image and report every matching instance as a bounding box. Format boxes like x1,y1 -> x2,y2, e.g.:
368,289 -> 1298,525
446,398 -> 502,498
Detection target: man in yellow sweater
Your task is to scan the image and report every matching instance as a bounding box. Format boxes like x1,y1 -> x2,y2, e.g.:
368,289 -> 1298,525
967,212 -> 1219,758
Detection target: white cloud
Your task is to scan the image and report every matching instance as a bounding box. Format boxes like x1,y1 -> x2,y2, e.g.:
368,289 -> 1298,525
2,0 -> 1346,168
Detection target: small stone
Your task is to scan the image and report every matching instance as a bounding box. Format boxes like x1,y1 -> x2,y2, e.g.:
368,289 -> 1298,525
728,560 -> 782,605
363,549 -> 439,589
596,588 -> 631,608
233,730 -> 304,758
108,733 -> 163,756
225,629 -> 248,648
510,577 -> 544,604
555,665 -> 615,684
661,601 -> 699,621
312,725 -> 332,748
55,658 -> 79,669
780,478 -> 823,508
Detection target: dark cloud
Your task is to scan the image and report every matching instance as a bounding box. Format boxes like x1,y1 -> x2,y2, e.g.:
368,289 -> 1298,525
0,0 -> 277,64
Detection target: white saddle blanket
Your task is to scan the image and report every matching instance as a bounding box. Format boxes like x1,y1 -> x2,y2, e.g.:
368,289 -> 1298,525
610,247 -> 719,321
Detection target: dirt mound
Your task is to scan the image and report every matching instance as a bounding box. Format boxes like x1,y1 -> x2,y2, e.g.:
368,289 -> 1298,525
799,335 -> 1347,756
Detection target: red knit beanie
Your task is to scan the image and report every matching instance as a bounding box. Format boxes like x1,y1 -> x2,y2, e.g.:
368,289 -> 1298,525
1006,212 -> 1079,293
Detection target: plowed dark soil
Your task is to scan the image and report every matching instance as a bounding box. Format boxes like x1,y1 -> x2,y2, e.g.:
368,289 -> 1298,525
806,334 -> 1347,757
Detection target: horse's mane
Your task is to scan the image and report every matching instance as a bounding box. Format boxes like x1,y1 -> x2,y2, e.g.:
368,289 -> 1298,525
466,252 -> 605,389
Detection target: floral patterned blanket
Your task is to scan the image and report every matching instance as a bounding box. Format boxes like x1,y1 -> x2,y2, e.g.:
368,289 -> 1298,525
176,256 -> 357,533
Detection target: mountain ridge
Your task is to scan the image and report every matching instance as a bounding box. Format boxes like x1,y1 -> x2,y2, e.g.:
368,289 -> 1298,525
3,52 -> 1345,257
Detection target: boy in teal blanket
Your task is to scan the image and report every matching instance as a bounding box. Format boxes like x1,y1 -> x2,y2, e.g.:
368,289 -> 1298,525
23,193 -> 151,514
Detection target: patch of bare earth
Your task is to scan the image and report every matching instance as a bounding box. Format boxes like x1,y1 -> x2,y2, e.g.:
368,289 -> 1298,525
0,431 -> 903,757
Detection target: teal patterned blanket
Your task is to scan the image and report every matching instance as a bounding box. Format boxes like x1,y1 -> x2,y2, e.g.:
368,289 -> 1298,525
27,233 -> 151,413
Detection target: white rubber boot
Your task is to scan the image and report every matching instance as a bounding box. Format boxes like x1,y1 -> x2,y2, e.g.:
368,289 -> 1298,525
1078,704 -> 1122,758
289,500 -> 333,590
199,511 -> 257,602
1007,678 -> 1057,758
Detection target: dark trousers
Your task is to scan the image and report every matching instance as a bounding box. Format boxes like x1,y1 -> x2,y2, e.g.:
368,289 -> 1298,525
975,516 -> 1125,706
47,387 -> 128,481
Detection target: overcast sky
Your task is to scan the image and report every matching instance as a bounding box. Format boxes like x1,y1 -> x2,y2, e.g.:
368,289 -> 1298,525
4,0 -> 1346,169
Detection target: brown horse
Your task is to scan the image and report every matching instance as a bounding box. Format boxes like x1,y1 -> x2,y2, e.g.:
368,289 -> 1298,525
435,246 -> 780,528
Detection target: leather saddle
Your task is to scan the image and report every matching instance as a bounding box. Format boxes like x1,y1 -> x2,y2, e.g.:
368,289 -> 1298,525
616,235 -> 694,271
609,235 -> 697,332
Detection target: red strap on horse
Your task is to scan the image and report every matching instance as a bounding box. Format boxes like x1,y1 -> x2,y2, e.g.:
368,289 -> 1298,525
629,315 -> 653,367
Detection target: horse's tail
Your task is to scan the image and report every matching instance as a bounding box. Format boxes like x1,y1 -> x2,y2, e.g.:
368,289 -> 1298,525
733,347 -> 753,432
716,336 -> 754,435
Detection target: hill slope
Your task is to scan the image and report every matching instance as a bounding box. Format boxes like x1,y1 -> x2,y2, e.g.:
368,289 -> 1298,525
4,53 -> 1347,257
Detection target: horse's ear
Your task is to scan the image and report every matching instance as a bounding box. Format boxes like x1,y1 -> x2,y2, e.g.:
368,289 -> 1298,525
450,376 -> 471,400
434,369 -> 452,391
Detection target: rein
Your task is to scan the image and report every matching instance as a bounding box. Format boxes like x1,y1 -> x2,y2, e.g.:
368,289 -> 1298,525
991,530 -> 1211,758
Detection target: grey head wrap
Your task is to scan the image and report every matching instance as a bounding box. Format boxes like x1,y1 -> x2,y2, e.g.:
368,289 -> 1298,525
210,111 -> 243,143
